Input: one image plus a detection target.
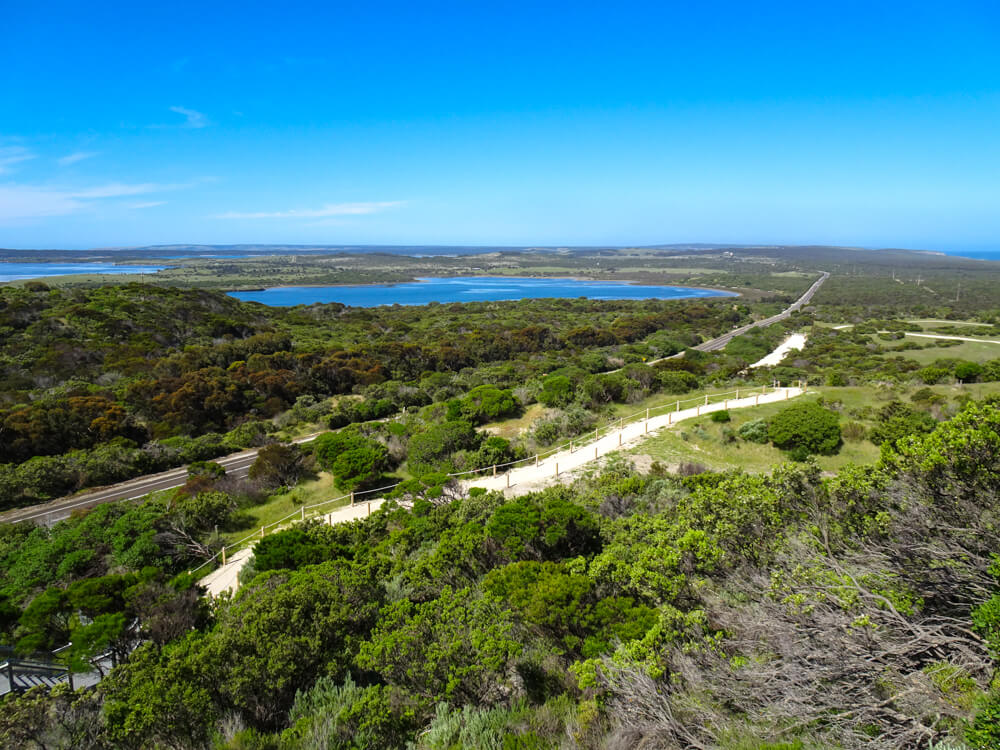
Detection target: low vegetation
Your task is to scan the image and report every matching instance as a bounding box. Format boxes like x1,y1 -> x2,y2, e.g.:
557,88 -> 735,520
5,248 -> 1000,748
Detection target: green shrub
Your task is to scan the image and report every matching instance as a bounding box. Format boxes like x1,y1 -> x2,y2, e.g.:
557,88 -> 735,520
917,366 -> 950,385
768,401 -> 841,456
710,409 -> 731,423
538,375 -> 575,407
737,419 -> 769,443
841,421 -> 868,442
868,401 -> 937,446
956,361 -> 984,383
313,428 -> 391,490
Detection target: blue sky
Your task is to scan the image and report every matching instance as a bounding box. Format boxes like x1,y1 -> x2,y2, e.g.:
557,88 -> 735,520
2,1 -> 999,250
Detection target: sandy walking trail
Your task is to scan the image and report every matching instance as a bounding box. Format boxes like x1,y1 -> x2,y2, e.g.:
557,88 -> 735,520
201,384 -> 805,596
460,386 -> 804,495
749,334 -> 807,368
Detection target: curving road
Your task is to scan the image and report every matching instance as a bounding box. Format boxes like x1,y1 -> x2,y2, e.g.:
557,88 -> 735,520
0,435 -> 321,526
2,272 -> 828,527
692,271 -> 828,353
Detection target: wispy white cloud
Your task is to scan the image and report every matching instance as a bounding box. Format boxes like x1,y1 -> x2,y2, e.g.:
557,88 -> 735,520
0,146 -> 36,174
213,201 -> 403,220
57,151 -> 98,166
72,182 -> 177,199
0,180 -> 198,222
169,105 -> 209,128
0,186 -> 81,220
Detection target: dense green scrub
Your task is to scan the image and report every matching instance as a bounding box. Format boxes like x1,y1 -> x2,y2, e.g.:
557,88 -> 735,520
0,284 -> 767,509
4,278 -> 1000,511
5,400 -> 1000,748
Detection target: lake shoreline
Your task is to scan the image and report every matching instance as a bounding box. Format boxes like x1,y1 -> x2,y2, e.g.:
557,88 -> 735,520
224,274 -> 740,295
228,275 -> 740,308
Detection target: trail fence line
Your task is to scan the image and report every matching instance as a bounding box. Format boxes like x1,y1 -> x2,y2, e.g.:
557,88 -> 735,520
193,380 -> 806,581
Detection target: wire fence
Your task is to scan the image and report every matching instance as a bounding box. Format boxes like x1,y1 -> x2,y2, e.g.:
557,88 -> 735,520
191,379 -> 806,578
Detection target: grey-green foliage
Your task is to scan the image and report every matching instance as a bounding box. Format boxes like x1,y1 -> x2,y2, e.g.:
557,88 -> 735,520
415,702 -> 508,750
281,674 -> 416,750
413,701 -> 554,750
738,418 -> 769,443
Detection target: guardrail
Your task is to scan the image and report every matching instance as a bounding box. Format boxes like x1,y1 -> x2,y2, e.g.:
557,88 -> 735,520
190,379 -> 805,578
0,646 -> 114,696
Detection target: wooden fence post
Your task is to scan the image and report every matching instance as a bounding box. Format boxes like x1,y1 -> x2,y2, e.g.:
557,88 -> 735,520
300,506 -> 305,521
492,464 -> 497,476
594,445 -> 598,459
555,463 -> 559,476
221,546 -> 226,566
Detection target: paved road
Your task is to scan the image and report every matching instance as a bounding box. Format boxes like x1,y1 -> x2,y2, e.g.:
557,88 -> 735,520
0,434 -> 321,526
3,272 -> 829,527
692,271 -> 828,353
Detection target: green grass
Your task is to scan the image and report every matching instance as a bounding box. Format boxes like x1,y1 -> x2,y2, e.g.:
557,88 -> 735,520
894,338 -> 1000,365
625,383 -> 1000,475
483,403 -> 550,438
628,393 -> 880,475
907,318 -> 993,330
223,472 -> 348,543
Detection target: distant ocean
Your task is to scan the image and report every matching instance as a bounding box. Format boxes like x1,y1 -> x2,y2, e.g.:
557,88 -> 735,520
0,262 -> 166,283
939,250 -> 1000,261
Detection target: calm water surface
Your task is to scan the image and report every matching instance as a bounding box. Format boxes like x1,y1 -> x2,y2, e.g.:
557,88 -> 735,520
229,276 -> 736,307
0,262 -> 166,282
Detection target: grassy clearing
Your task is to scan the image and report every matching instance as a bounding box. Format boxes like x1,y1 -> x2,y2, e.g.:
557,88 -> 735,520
628,393 -> 879,475
224,472 -> 348,542
907,318 -> 994,330
614,266 -> 721,275
895,338 -> 1000,365
627,383 -> 1000,476
483,403 -> 550,438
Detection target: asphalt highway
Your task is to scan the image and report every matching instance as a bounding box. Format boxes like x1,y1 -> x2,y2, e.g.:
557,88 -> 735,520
0,435 -> 320,526
693,271 -> 828,353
